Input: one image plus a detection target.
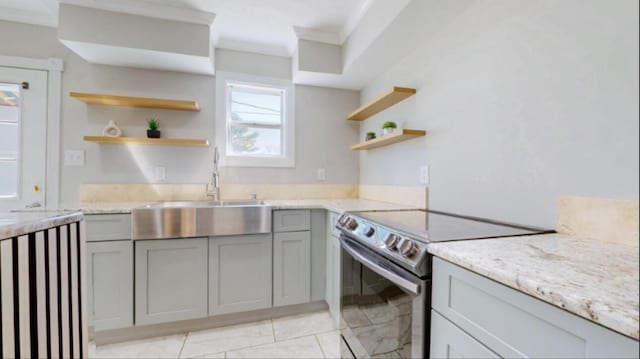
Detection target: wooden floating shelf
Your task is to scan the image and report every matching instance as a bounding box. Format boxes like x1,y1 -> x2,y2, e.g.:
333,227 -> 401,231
351,129 -> 426,151
84,136 -> 210,147
70,92 -> 200,112
347,87 -> 416,121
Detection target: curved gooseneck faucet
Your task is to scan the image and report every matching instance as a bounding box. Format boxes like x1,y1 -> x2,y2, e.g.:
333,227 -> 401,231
206,147 -> 221,200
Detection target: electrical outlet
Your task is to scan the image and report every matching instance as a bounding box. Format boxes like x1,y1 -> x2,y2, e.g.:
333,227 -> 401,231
154,166 -> 166,182
420,165 -> 429,185
317,168 -> 326,182
64,150 -> 85,166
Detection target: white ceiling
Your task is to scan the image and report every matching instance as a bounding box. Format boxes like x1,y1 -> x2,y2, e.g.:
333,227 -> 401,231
0,0 -> 370,57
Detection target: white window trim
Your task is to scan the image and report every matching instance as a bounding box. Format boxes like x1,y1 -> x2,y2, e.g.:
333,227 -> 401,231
215,71 -> 295,168
0,55 -> 63,207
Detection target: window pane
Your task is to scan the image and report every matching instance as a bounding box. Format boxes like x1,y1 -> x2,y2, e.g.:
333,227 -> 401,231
0,83 -> 20,198
0,123 -> 19,158
228,124 -> 281,156
0,83 -> 20,111
230,86 -> 282,125
0,161 -> 18,198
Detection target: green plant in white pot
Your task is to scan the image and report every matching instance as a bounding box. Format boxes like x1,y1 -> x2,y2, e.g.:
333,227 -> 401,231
382,121 -> 397,135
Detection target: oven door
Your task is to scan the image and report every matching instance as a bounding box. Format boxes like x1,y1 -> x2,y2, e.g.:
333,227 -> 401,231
339,235 -> 430,359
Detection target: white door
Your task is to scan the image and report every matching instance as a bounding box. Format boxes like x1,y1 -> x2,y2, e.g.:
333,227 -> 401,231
0,66 -> 47,210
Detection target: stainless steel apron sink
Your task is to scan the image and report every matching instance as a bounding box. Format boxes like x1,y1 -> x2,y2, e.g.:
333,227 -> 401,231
131,200 -> 272,240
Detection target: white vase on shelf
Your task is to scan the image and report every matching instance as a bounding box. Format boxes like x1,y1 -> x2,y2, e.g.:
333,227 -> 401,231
102,120 -> 123,137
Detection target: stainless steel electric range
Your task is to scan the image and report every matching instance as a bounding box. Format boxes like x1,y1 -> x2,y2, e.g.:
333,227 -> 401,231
336,210 -> 550,359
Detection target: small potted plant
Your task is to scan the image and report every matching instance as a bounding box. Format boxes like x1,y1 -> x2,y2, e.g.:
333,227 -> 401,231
147,118 -> 161,138
365,131 -> 377,141
382,121 -> 397,135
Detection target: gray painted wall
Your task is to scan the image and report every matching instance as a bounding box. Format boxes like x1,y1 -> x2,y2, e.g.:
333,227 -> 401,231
359,0 -> 639,227
0,20 -> 360,205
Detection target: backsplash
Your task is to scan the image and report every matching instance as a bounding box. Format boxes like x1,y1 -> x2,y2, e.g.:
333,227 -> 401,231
558,196 -> 639,246
359,185 -> 427,209
79,184 -> 358,202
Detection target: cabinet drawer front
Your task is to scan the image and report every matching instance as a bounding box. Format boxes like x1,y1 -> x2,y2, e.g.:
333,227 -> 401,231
86,241 -> 133,331
430,310 -> 499,359
327,211 -> 341,238
86,214 -> 131,242
432,257 -> 639,359
273,210 -> 311,232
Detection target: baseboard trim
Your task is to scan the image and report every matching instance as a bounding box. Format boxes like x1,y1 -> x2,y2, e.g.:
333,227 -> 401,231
92,301 -> 329,345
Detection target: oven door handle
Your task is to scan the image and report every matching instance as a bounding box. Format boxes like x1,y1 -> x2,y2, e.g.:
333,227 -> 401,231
339,236 -> 421,296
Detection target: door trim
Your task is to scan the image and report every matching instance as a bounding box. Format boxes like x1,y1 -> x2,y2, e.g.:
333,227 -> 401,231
0,55 -> 64,207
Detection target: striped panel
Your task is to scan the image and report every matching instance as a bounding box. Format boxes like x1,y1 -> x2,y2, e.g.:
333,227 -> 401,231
0,220 -> 85,359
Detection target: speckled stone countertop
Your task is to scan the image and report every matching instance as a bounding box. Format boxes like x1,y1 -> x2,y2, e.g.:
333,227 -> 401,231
0,211 -> 84,239
15,199 -> 419,215
428,234 -> 640,340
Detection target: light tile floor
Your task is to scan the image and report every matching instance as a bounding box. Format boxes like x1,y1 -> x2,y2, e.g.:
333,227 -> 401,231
90,311 -> 343,359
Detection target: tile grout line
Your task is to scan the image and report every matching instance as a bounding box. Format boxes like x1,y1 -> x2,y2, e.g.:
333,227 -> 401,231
177,332 -> 189,359
224,334 -> 328,358
314,334 -> 328,359
270,319 -> 276,343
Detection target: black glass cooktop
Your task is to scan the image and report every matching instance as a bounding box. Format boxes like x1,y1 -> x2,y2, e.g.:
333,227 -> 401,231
352,210 -> 549,243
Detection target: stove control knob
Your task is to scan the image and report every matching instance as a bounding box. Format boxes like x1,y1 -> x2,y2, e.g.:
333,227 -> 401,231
384,234 -> 401,250
364,226 -> 375,237
398,239 -> 419,258
346,218 -> 359,231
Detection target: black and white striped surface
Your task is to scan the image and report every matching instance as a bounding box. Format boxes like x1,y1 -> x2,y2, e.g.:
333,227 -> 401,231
1,220 -> 86,359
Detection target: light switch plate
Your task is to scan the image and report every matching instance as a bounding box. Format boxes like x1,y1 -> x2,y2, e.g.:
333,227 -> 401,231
154,166 -> 166,182
317,168 -> 326,182
64,149 -> 85,166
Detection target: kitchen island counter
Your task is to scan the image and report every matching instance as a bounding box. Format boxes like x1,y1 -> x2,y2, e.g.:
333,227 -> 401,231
0,211 -> 84,239
428,233 -> 639,340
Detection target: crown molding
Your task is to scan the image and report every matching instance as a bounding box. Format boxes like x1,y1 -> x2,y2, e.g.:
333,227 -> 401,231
292,0 -> 373,46
292,26 -> 342,45
339,0 -> 373,43
0,7 -> 57,27
59,0 -> 216,25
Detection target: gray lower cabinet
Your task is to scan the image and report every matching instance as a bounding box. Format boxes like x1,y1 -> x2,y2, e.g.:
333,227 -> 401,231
273,231 -> 311,306
430,310 -> 498,359
431,257 -> 640,358
325,211 -> 341,324
135,238 -> 208,326
209,234 -> 272,315
86,241 -> 133,331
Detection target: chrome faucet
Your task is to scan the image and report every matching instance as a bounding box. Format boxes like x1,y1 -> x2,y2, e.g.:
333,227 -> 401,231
206,147 -> 221,200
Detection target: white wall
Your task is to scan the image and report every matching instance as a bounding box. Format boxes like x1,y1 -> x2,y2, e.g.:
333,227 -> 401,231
359,0 -> 639,227
0,20 -> 360,205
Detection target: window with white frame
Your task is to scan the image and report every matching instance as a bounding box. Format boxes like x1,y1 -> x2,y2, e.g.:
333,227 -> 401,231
216,72 -> 295,167
0,83 -> 20,199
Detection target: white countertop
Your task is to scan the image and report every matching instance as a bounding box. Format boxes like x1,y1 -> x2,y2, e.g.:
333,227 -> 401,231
16,198 -> 419,215
0,211 -> 84,239
428,233 -> 640,340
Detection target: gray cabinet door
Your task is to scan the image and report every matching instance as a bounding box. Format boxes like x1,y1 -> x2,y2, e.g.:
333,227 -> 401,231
430,310 -> 499,359
135,238 -> 208,326
273,231 -> 311,306
432,257 -> 640,358
325,234 -> 341,325
86,241 -> 133,331
310,209 -> 326,302
209,234 -> 272,316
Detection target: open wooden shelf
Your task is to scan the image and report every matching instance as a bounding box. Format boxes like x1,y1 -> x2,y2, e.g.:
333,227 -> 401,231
70,92 -> 200,112
84,136 -> 210,147
351,129 -> 426,151
347,87 -> 416,121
